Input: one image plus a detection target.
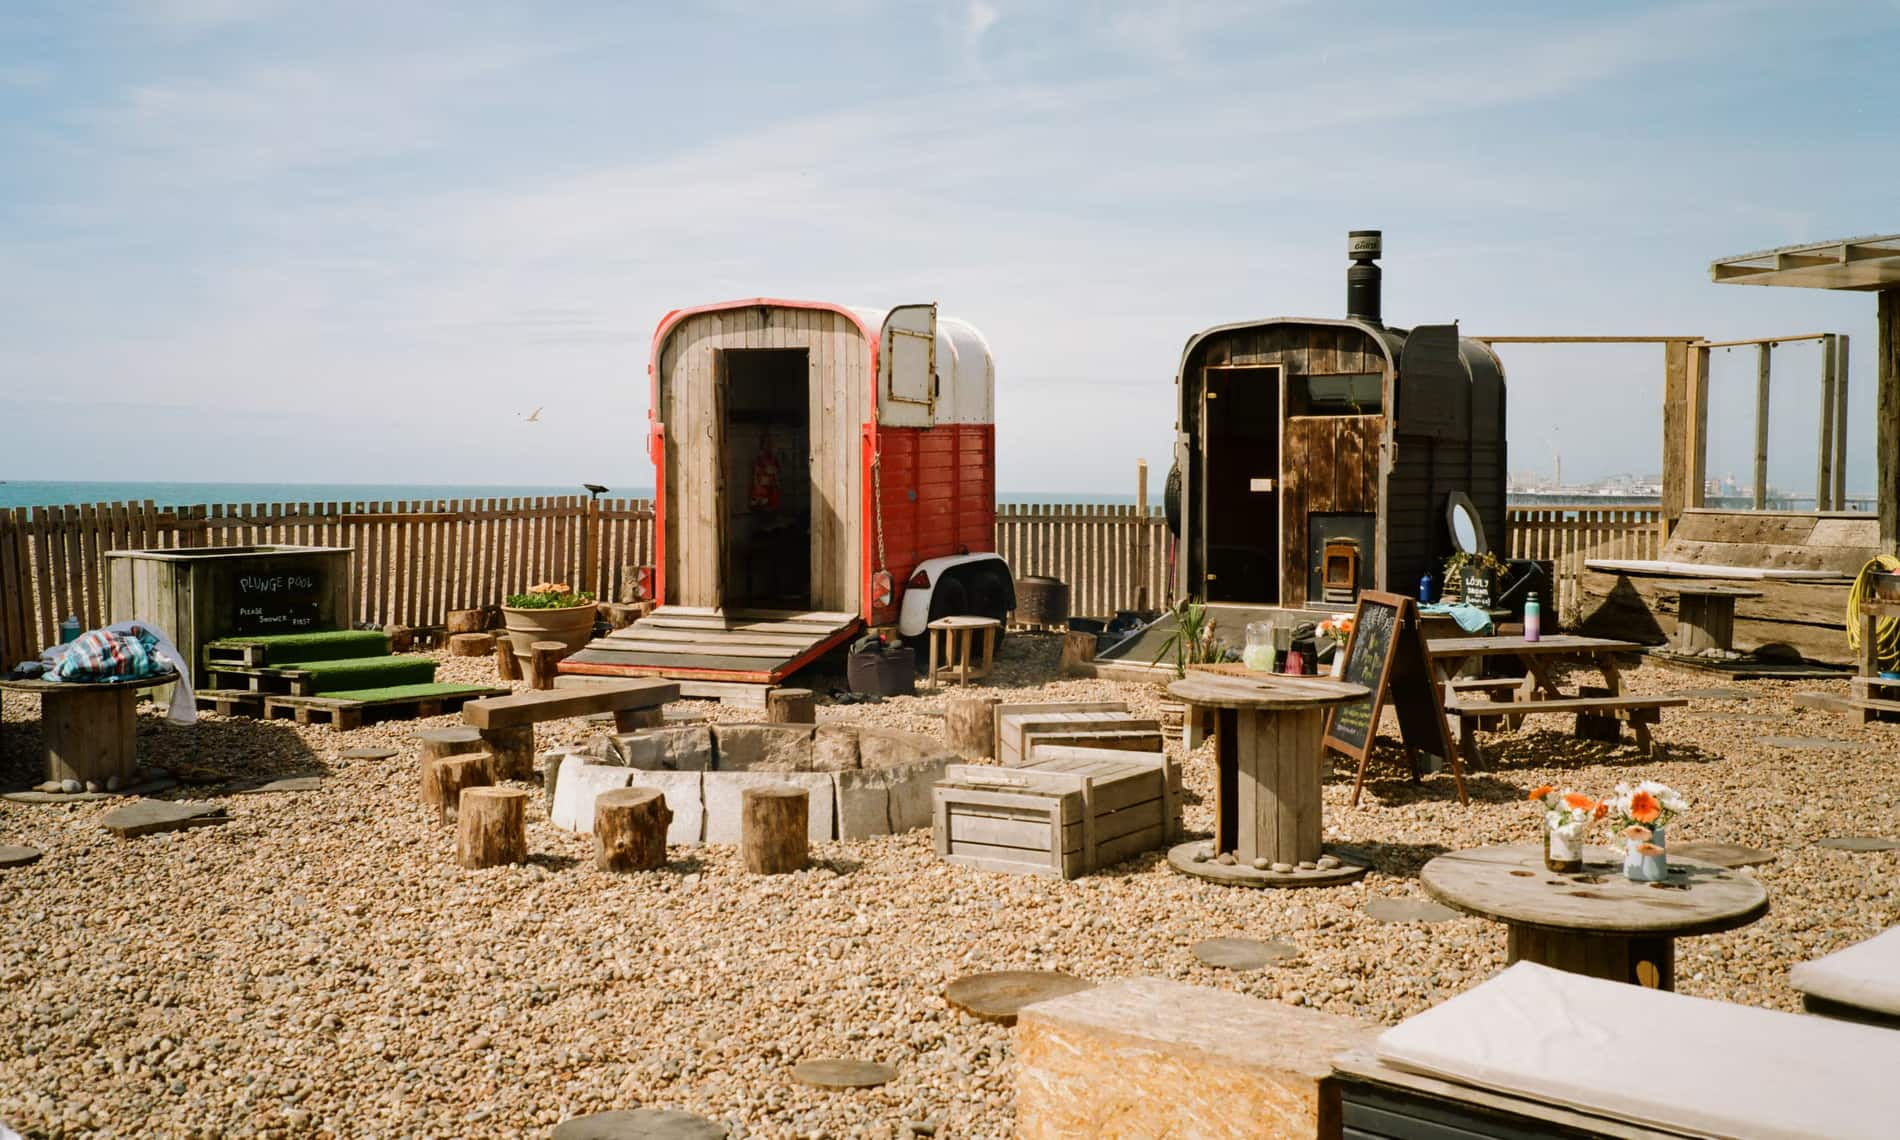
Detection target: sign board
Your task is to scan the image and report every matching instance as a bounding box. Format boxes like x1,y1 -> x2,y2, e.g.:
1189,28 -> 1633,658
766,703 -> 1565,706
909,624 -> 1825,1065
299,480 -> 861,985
1323,591 -> 1464,805
1459,568 -> 1495,609
231,571 -> 324,635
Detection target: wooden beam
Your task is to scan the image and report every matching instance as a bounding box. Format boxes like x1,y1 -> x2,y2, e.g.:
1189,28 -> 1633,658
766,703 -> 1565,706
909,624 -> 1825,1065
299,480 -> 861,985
1661,339 -> 1691,524
1473,336 -> 1700,344
1880,290 -> 1899,555
1697,332 -> 1831,349
1817,334 -> 1837,510
1689,342 -> 1710,510
1833,335 -> 1850,510
1753,344 -> 1771,510
1776,252 -> 1838,271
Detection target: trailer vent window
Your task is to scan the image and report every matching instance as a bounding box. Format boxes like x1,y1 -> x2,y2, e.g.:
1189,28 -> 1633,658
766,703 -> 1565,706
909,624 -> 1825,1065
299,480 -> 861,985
1292,372 -> 1382,415
908,569 -> 931,588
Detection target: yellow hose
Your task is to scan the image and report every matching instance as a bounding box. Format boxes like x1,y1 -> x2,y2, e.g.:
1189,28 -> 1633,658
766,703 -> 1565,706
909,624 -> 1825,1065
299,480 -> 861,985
1847,556 -> 1900,672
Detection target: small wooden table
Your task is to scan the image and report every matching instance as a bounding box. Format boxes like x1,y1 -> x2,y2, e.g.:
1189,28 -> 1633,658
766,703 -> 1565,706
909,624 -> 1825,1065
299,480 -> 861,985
926,616 -> 1000,687
0,671 -> 177,786
1668,585 -> 1762,655
1166,672 -> 1367,887
1421,844 -> 1768,990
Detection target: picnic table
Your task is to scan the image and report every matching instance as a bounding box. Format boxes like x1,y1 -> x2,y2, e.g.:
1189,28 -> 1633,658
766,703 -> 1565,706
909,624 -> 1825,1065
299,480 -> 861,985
0,671 -> 178,787
1426,633 -> 1641,697
1421,844 -> 1768,990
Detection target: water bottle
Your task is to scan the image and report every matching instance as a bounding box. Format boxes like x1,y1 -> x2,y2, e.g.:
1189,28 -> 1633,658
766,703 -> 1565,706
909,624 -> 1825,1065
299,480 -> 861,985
1523,592 -> 1542,643
58,615 -> 82,644
1418,572 -> 1433,604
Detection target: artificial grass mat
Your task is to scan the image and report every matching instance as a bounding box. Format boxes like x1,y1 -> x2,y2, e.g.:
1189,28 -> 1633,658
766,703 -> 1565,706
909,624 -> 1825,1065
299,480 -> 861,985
206,629 -> 389,665
293,654 -> 437,693
310,682 -> 497,704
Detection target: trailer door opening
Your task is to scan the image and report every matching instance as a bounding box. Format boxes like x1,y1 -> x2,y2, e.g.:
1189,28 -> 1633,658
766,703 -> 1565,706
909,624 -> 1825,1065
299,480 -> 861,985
1201,364 -> 1281,604
720,347 -> 812,611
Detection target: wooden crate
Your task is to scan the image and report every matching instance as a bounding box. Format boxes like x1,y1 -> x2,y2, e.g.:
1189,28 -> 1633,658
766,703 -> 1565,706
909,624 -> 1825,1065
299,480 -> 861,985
994,702 -> 1155,766
933,751 -> 1176,879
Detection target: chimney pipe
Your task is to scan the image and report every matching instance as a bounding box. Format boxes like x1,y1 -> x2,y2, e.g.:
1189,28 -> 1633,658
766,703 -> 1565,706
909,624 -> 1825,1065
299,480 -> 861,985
1347,229 -> 1382,326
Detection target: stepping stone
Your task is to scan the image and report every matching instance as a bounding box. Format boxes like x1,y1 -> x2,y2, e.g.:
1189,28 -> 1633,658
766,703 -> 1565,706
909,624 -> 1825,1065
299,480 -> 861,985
0,845 -> 43,869
340,746 -> 399,761
1763,737 -> 1870,752
97,800 -> 229,838
1365,897 -> 1461,924
1818,837 -> 1900,853
227,775 -> 324,795
1671,840 -> 1776,868
2,774 -> 178,804
1676,687 -> 1753,701
1691,711 -> 1778,724
944,970 -> 1094,1026
791,1059 -> 897,1089
1191,937 -> 1297,970
552,1109 -> 727,1140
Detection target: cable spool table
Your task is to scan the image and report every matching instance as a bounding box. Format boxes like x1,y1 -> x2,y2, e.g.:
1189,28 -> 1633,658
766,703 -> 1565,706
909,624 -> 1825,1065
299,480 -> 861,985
1164,671 -> 1371,887
0,671 -> 177,787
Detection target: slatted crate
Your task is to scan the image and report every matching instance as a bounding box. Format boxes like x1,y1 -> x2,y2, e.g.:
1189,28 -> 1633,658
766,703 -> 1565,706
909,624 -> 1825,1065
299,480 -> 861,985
933,749 -> 1178,879
992,701 -> 1161,767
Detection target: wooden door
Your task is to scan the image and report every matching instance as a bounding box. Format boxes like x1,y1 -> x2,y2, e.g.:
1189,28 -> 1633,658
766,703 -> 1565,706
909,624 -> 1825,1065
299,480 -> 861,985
1200,365 -> 1282,603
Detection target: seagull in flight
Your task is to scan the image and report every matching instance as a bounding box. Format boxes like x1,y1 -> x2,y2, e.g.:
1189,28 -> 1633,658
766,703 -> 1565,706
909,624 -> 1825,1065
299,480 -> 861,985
522,406 -> 543,423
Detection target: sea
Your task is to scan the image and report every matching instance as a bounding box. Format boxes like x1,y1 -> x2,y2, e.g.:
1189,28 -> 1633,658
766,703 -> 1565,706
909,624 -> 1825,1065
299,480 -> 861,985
0,481 -> 1146,509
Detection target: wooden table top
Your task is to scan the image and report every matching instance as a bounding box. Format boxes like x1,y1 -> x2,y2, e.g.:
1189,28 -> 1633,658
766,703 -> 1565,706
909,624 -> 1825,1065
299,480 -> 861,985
1421,844 -> 1768,938
1426,634 -> 1641,659
0,670 -> 178,694
1670,585 -> 1764,598
1167,672 -> 1367,711
927,615 -> 1002,630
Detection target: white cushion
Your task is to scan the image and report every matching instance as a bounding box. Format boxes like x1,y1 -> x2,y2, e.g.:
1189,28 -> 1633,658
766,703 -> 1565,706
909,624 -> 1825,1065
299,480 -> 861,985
1376,961 -> 1900,1140
1790,926 -> 1900,1017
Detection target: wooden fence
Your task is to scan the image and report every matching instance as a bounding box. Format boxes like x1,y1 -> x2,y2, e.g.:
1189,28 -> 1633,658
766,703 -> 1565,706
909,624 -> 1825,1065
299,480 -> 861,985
1506,504 -> 1667,618
0,496 -> 1662,665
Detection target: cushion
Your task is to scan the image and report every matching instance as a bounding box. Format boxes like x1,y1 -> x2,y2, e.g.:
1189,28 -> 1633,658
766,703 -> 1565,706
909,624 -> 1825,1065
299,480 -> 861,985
1376,961 -> 1900,1140
1790,926 -> 1900,1017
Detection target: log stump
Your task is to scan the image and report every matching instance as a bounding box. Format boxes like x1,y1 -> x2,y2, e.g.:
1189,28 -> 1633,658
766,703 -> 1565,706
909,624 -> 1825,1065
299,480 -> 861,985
456,787 -> 528,869
529,640 -> 565,691
1059,630 -> 1098,676
494,639 -> 522,682
594,786 -> 673,872
741,784 -> 809,875
384,623 -> 415,653
418,726 -> 485,804
423,752 -> 493,825
766,687 -> 816,724
946,695 -> 999,759
613,706 -> 664,732
479,723 -> 536,781
605,603 -> 643,630
445,608 -> 488,635
449,632 -> 496,657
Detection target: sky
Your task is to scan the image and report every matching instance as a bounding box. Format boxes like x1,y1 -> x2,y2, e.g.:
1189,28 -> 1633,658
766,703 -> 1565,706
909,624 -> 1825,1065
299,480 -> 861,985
2,0 -> 1896,497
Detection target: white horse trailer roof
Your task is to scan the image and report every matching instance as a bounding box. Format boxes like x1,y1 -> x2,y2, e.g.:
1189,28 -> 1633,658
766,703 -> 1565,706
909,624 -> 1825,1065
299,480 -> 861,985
850,306 -> 994,425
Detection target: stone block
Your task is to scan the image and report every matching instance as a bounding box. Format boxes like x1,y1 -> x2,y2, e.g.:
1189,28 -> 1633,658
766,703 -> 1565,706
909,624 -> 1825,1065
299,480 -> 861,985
611,729 -> 712,771
831,767 -> 893,840
702,770 -> 834,844
887,755 -> 952,832
539,747 -> 586,811
549,759 -> 634,833
857,726 -> 928,770
634,770 -> 706,845
811,725 -> 861,771
712,723 -> 815,772
1015,978 -> 1376,1140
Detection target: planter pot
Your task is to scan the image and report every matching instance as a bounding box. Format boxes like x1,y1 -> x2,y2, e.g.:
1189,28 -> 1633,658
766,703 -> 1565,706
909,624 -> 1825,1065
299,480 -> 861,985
1624,825 -> 1668,882
501,603 -> 596,661
1544,823 -> 1583,874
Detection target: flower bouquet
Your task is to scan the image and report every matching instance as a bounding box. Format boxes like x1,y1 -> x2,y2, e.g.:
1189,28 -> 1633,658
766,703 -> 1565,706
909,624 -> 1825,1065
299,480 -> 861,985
1530,785 -> 1605,873
1317,613 -> 1355,677
1610,779 -> 1686,881
504,581 -> 595,609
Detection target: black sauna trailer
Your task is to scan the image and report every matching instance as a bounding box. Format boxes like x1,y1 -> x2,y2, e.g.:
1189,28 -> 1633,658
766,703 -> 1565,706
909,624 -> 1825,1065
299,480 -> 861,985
1164,231 -> 1506,630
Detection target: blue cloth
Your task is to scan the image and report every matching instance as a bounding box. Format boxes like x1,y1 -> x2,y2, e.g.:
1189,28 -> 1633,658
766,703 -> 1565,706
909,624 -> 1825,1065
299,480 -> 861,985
1420,602 -> 1496,635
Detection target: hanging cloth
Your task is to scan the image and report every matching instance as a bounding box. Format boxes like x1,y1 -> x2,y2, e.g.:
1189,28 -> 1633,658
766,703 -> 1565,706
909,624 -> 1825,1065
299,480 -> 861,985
750,429 -> 782,511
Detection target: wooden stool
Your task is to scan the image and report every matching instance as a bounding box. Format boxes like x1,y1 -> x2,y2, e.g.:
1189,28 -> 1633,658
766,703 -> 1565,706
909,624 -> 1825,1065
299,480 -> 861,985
1670,585 -> 1762,655
926,616 -> 1001,687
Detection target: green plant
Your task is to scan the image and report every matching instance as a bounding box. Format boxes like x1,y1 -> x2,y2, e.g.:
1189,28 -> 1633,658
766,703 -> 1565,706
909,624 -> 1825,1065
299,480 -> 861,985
505,581 -> 595,609
1442,550 -> 1507,579
1149,598 -> 1233,678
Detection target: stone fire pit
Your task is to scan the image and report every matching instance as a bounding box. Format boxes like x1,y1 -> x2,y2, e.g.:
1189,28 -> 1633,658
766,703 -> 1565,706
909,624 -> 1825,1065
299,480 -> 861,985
545,722 -> 957,845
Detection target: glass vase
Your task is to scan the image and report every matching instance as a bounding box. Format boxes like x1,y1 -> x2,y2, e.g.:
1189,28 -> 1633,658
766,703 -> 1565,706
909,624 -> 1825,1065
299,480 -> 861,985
1544,822 -> 1583,874
1623,825 -> 1668,882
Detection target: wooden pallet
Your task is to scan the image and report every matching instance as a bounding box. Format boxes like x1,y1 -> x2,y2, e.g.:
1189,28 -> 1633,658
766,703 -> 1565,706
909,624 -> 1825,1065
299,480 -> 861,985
261,685 -> 509,731
194,688 -> 266,717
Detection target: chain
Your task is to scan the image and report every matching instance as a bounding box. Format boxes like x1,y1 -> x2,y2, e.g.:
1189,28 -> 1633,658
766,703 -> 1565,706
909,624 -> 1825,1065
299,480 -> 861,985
871,450 -> 887,572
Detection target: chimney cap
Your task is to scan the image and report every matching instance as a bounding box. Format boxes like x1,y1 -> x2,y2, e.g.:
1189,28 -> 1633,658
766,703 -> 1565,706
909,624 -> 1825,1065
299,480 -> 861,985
1348,230 -> 1382,260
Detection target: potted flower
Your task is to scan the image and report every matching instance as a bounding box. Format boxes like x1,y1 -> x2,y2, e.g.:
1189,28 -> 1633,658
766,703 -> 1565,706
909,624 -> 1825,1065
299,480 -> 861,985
500,582 -> 598,662
1609,779 -> 1686,882
1317,613 -> 1355,677
1529,785 -> 1604,873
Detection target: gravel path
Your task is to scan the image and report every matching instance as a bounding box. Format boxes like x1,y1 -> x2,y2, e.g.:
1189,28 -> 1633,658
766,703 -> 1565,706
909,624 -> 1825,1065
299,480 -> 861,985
2,637 -> 1896,1137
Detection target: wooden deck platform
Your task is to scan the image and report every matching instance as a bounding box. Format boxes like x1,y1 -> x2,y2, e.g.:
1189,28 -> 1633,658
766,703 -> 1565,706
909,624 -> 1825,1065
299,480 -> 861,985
559,607 -> 860,684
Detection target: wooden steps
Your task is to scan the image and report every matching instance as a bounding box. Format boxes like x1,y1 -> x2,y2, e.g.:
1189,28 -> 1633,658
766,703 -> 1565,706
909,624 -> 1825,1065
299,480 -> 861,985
202,654 -> 439,696
560,607 -> 860,684
203,629 -> 390,667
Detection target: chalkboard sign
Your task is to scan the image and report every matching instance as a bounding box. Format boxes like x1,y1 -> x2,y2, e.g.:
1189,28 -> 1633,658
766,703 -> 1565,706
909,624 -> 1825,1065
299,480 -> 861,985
1459,568 -> 1495,609
1323,591 -> 1464,805
232,570 -> 324,635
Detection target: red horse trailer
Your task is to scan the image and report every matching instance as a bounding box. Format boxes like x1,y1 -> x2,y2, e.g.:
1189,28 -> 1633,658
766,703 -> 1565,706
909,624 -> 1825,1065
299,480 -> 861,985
562,298 -> 1012,685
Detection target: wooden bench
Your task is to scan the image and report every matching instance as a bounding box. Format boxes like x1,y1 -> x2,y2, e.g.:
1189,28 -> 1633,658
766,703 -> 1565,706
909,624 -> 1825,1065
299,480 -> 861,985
460,679 -> 679,779
1445,693 -> 1687,767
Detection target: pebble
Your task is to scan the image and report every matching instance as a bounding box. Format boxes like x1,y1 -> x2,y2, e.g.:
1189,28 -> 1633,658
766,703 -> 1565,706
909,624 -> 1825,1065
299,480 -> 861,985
1214,853 -> 1235,866
1270,862 -> 1294,874
1297,861 -> 1318,871
1317,855 -> 1341,870
59,779 -> 80,793
1251,858 -> 1270,871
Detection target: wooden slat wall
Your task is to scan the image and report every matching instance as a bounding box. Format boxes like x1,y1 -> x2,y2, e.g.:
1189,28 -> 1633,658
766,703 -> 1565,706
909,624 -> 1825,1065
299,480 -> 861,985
993,504 -> 1169,622
1505,504 -> 1666,618
657,306 -> 870,612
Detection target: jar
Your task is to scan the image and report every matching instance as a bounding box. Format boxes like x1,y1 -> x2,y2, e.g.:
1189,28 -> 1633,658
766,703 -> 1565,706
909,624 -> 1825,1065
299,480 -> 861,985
1242,621 -> 1276,672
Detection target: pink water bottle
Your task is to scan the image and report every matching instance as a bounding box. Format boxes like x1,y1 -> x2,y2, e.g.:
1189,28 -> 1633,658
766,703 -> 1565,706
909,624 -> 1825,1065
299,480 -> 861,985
1524,592 -> 1542,642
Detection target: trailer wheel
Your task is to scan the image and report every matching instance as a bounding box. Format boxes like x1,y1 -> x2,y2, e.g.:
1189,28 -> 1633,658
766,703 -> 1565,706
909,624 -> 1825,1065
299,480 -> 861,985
966,566 -> 1011,650
1164,463 -> 1182,536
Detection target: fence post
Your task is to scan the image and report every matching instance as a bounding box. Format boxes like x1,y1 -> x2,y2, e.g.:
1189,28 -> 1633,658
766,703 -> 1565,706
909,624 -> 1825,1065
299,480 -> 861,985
1135,459 -> 1149,612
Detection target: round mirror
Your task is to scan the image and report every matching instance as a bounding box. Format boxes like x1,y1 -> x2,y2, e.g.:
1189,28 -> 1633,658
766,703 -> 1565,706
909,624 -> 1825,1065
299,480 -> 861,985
1446,492 -> 1487,555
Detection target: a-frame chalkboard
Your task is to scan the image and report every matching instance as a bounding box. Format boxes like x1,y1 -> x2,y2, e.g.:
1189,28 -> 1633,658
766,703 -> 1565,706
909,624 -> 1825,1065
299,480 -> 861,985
1322,591 -> 1466,806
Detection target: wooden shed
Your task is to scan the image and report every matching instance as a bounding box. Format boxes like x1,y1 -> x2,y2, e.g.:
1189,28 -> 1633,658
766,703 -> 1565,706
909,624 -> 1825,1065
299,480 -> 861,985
1167,232 -> 1507,623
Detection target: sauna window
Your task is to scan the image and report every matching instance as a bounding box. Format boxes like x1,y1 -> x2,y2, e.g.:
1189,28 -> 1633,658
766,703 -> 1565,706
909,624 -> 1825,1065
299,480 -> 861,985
1290,372 -> 1382,415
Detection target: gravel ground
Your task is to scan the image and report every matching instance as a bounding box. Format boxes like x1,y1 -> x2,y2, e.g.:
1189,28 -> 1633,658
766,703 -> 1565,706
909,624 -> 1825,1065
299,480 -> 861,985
2,635 -> 1897,1138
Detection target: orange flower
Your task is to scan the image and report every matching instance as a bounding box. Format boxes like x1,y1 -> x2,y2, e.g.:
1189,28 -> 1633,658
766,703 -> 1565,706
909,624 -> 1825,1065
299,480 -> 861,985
1593,802 -> 1609,821
1528,785 -> 1554,802
1622,824 -> 1652,842
1629,790 -> 1661,823
1562,792 -> 1596,812
1635,843 -> 1665,857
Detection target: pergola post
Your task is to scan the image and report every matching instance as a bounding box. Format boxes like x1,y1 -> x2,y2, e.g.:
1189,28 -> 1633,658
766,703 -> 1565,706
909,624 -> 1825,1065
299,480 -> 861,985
1832,334 -> 1849,510
1880,289 -> 1898,554
1753,344 -> 1771,509
1817,334 -> 1837,510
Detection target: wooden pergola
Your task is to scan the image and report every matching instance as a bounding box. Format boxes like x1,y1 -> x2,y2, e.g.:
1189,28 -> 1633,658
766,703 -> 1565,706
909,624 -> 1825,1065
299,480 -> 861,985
1711,234 -> 1900,553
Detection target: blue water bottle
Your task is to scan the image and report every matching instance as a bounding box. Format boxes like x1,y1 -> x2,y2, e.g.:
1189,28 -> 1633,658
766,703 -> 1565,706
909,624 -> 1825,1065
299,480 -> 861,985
58,615 -> 82,644
1418,573 -> 1433,604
